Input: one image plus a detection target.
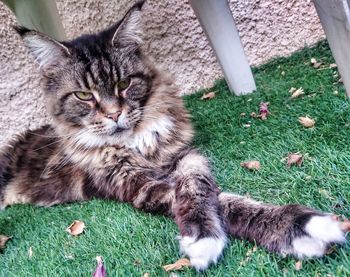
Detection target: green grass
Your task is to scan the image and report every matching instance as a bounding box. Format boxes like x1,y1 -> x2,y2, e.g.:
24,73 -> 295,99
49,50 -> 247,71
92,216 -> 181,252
1,41 -> 350,276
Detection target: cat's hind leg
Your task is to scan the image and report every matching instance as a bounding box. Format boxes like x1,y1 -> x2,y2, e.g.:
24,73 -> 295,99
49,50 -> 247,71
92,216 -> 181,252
219,193 -> 346,258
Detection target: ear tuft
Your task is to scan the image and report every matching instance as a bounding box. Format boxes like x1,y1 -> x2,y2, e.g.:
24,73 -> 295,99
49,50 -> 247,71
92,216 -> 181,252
111,1 -> 145,48
13,25 -> 31,37
14,25 -> 70,71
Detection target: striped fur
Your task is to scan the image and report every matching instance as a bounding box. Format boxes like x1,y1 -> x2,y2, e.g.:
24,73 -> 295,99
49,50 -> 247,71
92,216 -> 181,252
1,1 -> 346,270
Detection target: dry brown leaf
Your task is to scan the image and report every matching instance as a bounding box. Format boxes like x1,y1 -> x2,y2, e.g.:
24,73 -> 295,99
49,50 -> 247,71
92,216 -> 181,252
329,63 -> 337,68
290,87 -> 304,98
258,102 -> 270,120
200,92 -> 216,100
310,58 -> 322,69
310,58 -> 317,64
163,258 -> 191,272
250,112 -> 257,118
289,87 -> 296,93
240,160 -> 261,170
240,112 -> 246,117
299,116 -> 315,128
93,256 -> 106,277
295,260 -> 302,270
142,273 -> 150,277
0,235 -> 11,249
243,124 -> 251,128
286,153 -> 303,168
66,220 -> 85,236
28,246 -> 33,257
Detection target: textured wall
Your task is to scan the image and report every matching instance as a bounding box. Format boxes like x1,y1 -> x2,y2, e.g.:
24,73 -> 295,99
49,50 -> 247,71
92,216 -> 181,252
0,0 -> 324,145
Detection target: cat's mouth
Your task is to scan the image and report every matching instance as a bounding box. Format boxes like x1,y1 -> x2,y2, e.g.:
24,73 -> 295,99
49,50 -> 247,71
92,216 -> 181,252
88,123 -> 131,138
110,127 -> 128,134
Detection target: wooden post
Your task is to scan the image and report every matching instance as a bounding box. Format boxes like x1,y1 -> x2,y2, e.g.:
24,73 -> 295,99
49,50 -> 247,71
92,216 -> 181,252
189,0 -> 256,95
1,0 -> 66,40
314,0 -> 350,98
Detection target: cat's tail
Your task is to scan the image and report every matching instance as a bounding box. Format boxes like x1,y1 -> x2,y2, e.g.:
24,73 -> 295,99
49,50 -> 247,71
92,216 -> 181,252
218,192 -> 346,258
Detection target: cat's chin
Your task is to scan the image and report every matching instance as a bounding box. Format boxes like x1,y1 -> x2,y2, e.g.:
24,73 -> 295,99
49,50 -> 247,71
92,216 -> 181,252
73,128 -> 132,148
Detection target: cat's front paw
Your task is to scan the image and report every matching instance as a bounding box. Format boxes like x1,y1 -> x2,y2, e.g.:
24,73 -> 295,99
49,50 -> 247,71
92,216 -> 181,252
286,214 -> 347,258
179,235 -> 226,271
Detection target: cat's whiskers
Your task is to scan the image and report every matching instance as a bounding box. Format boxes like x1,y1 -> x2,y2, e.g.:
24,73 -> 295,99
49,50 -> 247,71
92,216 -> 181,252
32,129 -> 83,152
38,129 -> 89,180
27,131 -> 78,139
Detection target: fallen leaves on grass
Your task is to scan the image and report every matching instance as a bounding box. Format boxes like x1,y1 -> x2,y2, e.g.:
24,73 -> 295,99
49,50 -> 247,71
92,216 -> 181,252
286,153 -> 303,168
240,160 -> 261,170
66,220 -> 85,236
163,258 -> 191,271
295,260 -> 302,270
318,189 -> 334,200
0,235 -> 11,249
259,102 -> 270,120
289,87 -> 304,98
310,58 -> 322,69
142,273 -> 150,277
93,256 -> 106,277
299,116 -> 315,128
239,245 -> 258,266
200,92 -> 216,100
329,63 -> 337,68
28,246 -> 33,257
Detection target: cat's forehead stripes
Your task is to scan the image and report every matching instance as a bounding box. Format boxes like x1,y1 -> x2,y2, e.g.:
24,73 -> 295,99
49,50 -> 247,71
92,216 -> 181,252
73,46 -> 121,98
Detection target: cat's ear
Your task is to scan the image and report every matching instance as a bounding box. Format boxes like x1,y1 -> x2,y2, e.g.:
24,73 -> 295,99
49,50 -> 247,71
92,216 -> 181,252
111,0 -> 145,49
14,26 -> 70,72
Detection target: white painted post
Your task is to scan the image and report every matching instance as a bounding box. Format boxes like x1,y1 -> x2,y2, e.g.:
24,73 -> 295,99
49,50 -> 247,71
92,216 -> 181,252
1,0 -> 66,40
313,0 -> 350,98
189,0 -> 256,95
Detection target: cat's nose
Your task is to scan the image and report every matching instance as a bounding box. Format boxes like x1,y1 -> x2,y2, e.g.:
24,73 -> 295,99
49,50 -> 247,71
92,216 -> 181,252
106,111 -> 121,121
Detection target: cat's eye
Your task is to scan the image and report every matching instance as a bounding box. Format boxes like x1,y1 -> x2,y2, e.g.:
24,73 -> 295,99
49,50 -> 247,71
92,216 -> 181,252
74,91 -> 94,101
117,78 -> 131,91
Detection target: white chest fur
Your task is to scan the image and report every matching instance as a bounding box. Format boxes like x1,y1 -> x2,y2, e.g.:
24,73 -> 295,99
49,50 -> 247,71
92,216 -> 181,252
127,116 -> 174,155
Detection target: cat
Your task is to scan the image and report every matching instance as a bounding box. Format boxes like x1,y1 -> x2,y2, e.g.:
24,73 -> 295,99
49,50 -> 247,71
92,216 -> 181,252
0,0 -> 346,271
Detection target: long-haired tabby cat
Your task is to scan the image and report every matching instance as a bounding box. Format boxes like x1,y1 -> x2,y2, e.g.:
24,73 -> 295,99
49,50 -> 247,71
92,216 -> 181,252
0,1 -> 347,271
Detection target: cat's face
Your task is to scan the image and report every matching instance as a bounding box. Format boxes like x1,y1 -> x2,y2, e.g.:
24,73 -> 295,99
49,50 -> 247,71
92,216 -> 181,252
17,1 -> 153,147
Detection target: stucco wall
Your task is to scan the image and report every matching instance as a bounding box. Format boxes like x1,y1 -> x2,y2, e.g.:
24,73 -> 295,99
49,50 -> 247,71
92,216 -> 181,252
0,0 -> 325,145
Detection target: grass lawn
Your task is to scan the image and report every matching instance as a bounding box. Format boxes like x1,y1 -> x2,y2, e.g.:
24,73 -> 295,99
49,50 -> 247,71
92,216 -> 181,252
1,41 -> 350,276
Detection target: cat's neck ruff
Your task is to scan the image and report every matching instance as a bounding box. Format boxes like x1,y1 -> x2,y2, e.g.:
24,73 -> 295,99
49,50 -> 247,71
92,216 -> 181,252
59,114 -> 175,168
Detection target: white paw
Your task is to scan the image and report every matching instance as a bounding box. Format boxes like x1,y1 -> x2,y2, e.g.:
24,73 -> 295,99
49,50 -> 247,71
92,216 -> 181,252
179,235 -> 226,271
292,215 -> 345,258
